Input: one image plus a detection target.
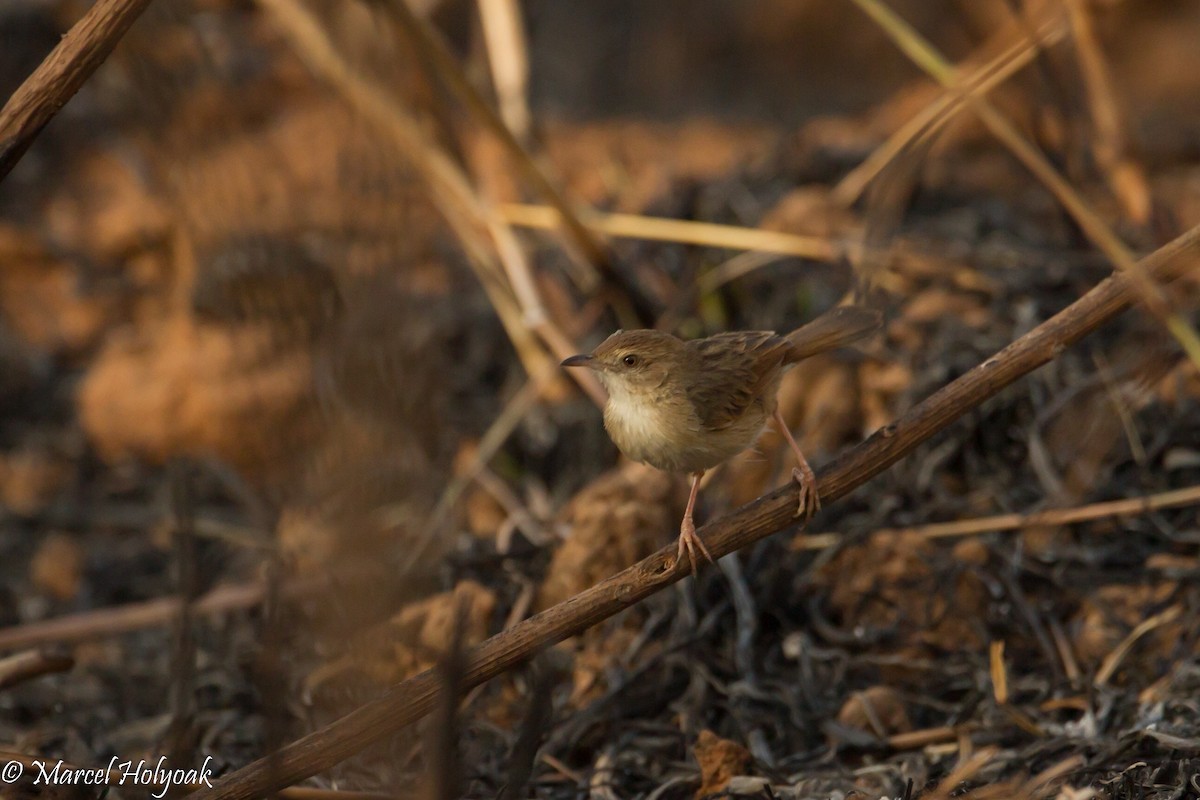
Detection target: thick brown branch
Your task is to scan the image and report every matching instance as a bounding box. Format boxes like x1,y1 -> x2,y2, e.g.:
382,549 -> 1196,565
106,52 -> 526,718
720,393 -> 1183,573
0,0 -> 155,181
194,224 -> 1200,800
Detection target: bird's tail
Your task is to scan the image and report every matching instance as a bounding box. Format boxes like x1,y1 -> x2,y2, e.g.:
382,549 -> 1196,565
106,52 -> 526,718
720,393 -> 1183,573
784,306 -> 882,362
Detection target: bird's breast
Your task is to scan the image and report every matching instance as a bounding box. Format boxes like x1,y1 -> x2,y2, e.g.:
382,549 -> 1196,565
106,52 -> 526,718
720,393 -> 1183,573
602,389 -> 763,474
603,392 -> 671,466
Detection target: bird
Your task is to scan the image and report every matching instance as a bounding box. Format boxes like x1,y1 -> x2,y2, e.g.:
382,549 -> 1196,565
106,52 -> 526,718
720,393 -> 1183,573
562,306 -> 881,573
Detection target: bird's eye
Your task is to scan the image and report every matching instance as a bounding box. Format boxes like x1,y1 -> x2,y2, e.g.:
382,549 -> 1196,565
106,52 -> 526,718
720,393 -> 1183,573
622,354 -> 639,367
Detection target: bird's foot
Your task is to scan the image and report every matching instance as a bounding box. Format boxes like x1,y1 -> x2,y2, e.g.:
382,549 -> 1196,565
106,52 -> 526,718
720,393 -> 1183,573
791,464 -> 821,522
675,516 -> 715,575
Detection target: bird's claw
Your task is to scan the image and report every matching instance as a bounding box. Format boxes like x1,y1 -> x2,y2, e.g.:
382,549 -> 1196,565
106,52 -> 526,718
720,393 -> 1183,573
675,517 -> 715,575
791,466 -> 821,522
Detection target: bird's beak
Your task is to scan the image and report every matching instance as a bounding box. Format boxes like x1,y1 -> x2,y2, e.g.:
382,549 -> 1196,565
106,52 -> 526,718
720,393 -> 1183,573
561,354 -> 595,369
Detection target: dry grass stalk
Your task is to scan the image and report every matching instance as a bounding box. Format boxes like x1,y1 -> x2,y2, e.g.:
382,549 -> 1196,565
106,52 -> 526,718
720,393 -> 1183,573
499,202 -> 841,261
1094,604 -> 1183,687
1023,755 -> 1085,797
484,212 -> 606,404
383,0 -> 626,303
1063,0 -> 1152,224
796,483 -> 1200,550
832,5 -> 1070,207
989,640 -> 1008,706
259,0 -> 603,405
476,0 -> 532,142
1049,618 -> 1082,683
919,753 -> 1085,800
885,725 -> 959,750
496,659 -> 556,800
848,0 -> 1200,369
920,747 -> 1000,799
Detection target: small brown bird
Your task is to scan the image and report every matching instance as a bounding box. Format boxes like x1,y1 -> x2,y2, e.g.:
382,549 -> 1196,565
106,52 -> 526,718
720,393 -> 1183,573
562,306 -> 881,572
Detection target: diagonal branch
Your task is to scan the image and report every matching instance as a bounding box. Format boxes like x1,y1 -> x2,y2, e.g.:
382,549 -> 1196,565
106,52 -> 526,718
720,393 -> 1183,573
0,0 -> 156,181
192,223 -> 1200,800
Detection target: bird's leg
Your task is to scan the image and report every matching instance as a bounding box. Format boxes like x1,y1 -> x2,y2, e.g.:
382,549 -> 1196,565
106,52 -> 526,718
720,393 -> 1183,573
773,408 -> 820,521
676,471 -> 714,574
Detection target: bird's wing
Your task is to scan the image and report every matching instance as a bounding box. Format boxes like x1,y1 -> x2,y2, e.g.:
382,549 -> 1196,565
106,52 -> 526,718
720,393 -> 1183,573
684,331 -> 790,430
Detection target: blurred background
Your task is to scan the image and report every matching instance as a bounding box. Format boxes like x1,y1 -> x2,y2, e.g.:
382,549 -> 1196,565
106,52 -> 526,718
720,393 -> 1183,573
2,0 -> 1200,797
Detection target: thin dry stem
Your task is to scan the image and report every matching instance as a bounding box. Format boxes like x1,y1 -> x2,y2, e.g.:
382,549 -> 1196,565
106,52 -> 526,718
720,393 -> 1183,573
499,202 -> 843,261
484,214 -> 606,403
1094,604 -> 1183,687
1064,0 -> 1152,224
886,725 -> 960,751
476,0 -> 532,142
1023,755 -> 1085,796
923,747 -> 1000,799
0,581 -> 265,651
795,483 -> 1200,550
0,649 -> 74,690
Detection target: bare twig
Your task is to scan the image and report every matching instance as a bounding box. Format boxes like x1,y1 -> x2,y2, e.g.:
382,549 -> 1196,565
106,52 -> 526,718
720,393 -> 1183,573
0,582 -> 265,652
0,564 -> 416,653
0,0 -> 155,181
191,224 -> 1200,800
794,483 -> 1200,550
0,648 -> 73,690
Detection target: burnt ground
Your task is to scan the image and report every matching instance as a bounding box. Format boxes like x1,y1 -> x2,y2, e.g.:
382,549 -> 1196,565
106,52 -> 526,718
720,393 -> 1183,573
1,1 -> 1200,798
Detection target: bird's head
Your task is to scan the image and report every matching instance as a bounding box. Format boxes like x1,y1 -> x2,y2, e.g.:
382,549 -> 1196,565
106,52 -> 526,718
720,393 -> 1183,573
561,330 -> 683,399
